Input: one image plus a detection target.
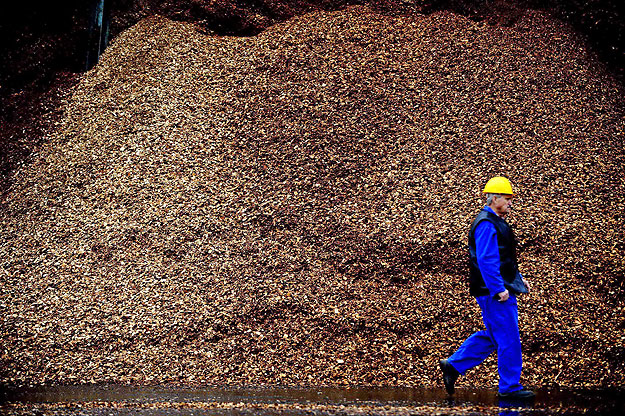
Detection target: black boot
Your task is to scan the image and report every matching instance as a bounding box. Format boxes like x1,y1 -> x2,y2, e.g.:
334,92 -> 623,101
498,389 -> 536,400
439,359 -> 460,395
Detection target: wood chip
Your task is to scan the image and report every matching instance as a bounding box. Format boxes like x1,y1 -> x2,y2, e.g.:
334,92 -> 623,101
1,5 -> 624,389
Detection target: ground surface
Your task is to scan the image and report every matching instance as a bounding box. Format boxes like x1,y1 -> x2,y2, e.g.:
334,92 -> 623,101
1,5 -> 624,390
1,385 -> 624,415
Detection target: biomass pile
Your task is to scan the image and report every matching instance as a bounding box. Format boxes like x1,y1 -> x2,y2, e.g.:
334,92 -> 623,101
1,6 -> 624,389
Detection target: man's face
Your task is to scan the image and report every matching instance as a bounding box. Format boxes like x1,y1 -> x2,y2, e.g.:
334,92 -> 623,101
492,194 -> 514,217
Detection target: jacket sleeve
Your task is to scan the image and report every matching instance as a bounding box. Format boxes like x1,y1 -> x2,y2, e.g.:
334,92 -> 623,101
474,220 -> 506,296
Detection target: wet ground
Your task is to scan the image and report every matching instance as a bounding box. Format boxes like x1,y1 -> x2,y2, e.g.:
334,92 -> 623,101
1,385 -> 624,415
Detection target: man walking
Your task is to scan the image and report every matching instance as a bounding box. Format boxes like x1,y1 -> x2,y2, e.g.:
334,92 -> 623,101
440,176 -> 535,400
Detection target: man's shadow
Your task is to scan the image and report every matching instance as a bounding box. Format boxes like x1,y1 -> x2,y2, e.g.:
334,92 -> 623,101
497,397 -> 535,416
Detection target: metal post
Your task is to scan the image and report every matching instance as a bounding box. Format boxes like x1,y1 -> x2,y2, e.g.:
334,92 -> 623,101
86,0 -> 110,70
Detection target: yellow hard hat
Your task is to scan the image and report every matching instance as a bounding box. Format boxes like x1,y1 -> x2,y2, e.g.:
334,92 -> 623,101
482,176 -> 514,195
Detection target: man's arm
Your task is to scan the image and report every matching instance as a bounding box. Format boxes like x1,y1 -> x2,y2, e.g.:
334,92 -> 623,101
474,221 -> 508,301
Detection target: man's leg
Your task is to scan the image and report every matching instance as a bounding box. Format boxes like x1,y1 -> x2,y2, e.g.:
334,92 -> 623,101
442,295 -> 497,395
447,329 -> 496,374
447,295 -> 497,374
479,295 -> 523,394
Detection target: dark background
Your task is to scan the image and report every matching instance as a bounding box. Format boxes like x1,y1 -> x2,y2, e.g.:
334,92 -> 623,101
1,0 -> 623,93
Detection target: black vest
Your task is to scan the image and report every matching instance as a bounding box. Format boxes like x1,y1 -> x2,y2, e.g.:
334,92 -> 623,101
468,208 -> 525,297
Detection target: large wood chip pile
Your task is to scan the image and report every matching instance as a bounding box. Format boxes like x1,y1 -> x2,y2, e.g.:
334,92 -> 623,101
1,6 -> 624,389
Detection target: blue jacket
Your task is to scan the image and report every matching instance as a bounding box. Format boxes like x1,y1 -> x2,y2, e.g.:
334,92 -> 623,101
468,206 -> 527,297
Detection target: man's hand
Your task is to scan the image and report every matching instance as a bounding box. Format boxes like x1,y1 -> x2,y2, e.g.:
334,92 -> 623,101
497,290 -> 509,302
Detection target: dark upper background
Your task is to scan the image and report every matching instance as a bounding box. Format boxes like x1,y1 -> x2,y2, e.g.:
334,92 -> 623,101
0,0 -> 623,192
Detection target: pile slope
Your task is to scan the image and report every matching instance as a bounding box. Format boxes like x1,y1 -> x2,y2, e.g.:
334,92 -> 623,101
1,6 -> 624,388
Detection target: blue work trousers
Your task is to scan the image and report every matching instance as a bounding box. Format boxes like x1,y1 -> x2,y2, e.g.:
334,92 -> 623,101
448,294 -> 524,394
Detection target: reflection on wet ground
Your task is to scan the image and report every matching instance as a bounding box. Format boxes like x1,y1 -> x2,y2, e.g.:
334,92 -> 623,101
1,385 -> 623,415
